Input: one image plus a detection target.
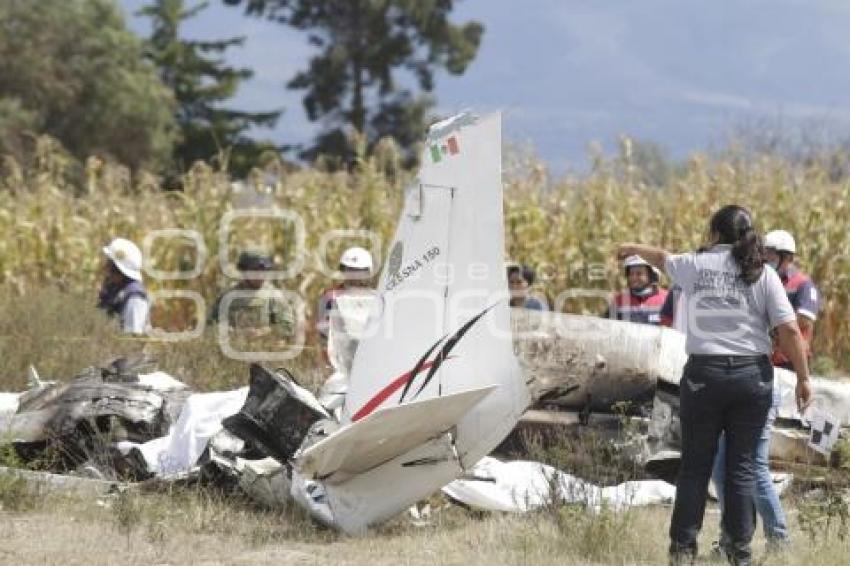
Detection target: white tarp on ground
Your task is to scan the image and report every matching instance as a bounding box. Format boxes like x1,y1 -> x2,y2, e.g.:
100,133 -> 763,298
118,388 -> 248,477
442,457 -> 676,513
0,392 -> 20,432
137,371 -> 190,392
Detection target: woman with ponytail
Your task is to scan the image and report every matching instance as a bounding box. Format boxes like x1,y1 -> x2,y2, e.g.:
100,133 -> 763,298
617,205 -> 811,565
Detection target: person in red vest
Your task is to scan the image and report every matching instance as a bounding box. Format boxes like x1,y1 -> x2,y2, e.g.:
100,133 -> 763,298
659,284 -> 683,330
607,255 -> 669,325
764,229 -> 821,369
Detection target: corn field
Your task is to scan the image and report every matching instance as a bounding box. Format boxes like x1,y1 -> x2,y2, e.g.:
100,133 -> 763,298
2,135 -> 849,369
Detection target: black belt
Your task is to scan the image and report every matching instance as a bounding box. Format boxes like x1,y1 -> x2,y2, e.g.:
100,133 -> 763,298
688,354 -> 769,364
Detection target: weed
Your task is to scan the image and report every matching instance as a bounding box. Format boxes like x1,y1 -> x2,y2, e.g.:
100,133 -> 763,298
520,414 -> 645,487
0,442 -> 23,468
506,403 -> 653,563
553,504 -> 637,562
798,484 -> 850,543
835,437 -> 850,471
144,498 -> 170,556
246,520 -> 288,548
0,472 -> 34,513
112,488 -> 141,550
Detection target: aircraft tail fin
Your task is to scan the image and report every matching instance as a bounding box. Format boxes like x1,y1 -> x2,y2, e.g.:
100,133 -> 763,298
295,385 -> 496,482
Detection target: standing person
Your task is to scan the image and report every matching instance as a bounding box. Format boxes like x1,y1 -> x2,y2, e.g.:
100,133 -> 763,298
659,284 -> 685,331
507,263 -> 547,310
763,229 -> 821,368
210,250 -> 294,335
617,205 -> 812,565
709,228 -> 821,553
97,238 -> 149,335
607,255 -> 668,325
315,247 -> 375,411
316,247 -> 374,342
710,380 -> 788,554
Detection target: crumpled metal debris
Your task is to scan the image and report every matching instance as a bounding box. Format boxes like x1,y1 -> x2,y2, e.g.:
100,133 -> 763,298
4,309 -> 850,528
2,356 -> 191,478
222,364 -> 328,464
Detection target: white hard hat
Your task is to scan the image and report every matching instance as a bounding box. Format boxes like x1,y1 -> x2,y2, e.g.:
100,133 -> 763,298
103,238 -> 143,281
339,246 -> 373,271
764,230 -> 796,254
623,255 -> 659,279
623,255 -> 652,269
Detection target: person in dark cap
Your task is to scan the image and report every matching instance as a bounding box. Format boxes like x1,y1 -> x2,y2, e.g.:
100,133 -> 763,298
237,250 -> 273,276
210,250 -> 294,335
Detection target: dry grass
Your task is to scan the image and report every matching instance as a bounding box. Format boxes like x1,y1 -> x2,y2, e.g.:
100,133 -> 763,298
0,288 -> 325,393
4,376 -> 843,565
1,485 -> 849,565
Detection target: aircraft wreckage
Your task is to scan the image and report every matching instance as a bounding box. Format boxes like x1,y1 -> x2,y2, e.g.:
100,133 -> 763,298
2,112 -> 850,533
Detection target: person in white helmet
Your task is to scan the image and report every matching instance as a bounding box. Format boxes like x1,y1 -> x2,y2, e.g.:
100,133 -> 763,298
762,229 -> 820,369
607,255 -> 669,325
316,247 -> 374,341
312,247 -> 375,413
97,238 -> 149,334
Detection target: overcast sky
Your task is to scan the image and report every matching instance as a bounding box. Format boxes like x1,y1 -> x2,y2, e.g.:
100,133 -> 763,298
120,0 -> 850,173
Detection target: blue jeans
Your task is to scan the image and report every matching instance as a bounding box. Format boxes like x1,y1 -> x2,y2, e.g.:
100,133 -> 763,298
712,385 -> 788,544
669,355 -> 773,563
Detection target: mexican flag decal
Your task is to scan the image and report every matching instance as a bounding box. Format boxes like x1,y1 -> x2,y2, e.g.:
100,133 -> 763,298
430,135 -> 460,163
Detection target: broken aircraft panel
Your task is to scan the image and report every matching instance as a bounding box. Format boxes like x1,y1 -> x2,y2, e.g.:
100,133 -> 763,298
512,308 -> 686,413
3,357 -> 191,474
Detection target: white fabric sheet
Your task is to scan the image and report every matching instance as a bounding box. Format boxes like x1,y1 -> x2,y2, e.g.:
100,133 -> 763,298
137,371 -> 189,392
0,392 -> 21,433
443,457 -> 676,513
118,388 -> 248,477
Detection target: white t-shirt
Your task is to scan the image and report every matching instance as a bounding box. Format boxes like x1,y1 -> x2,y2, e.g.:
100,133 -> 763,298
122,295 -> 150,335
665,245 -> 796,355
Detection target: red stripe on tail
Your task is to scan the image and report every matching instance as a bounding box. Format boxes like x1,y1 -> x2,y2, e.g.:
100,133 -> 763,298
351,360 -> 439,421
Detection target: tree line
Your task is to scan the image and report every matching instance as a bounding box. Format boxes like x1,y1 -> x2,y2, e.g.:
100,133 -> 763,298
0,0 -> 481,176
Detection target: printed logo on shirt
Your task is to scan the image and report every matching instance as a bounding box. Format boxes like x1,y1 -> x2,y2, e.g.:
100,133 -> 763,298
693,269 -> 747,293
693,269 -> 751,309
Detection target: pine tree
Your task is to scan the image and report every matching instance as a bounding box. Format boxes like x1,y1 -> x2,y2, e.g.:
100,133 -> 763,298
224,0 -> 483,166
0,0 -> 177,170
141,0 -> 282,175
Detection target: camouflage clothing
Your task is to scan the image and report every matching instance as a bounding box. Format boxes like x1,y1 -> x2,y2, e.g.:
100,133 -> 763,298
210,281 -> 295,336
